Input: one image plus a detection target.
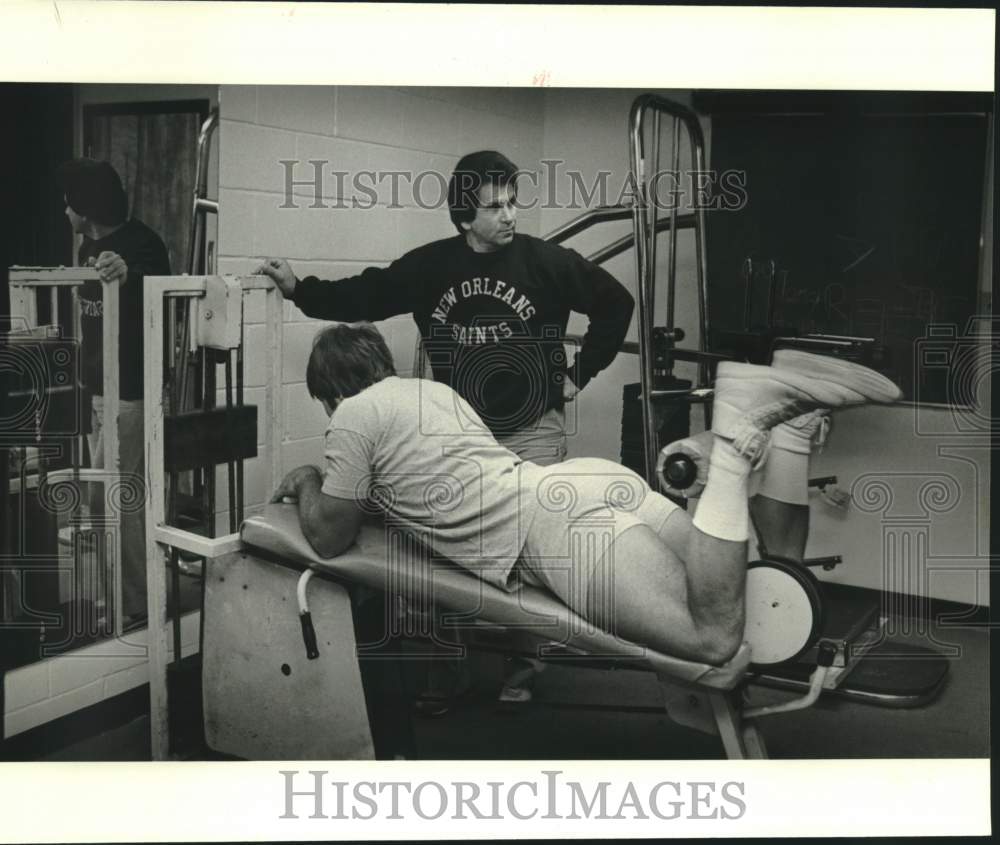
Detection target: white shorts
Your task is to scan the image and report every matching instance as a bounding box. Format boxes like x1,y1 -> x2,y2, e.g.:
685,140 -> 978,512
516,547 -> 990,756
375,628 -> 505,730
516,457 -> 680,617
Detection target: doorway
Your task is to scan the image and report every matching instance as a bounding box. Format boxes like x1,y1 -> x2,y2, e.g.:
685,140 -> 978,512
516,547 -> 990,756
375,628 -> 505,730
83,99 -> 209,274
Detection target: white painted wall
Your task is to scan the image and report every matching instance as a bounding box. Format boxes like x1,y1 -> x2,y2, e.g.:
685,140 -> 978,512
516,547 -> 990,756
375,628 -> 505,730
806,403 -> 991,605
213,85 -> 547,521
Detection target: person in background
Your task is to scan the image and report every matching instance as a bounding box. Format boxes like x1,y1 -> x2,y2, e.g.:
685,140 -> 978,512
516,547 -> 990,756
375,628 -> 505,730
56,158 -> 171,628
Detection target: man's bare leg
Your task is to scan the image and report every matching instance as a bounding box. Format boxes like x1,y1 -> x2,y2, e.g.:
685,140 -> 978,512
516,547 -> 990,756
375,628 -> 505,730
587,435 -> 753,664
750,497 -> 809,561
748,410 -> 828,561
590,352 -> 900,664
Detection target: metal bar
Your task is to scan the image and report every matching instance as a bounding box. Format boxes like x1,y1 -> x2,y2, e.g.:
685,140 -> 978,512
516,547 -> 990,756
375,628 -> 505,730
629,94 -> 713,449
71,287 -> 82,356
649,111 -> 661,319
166,297 -> 176,410
225,350 -> 236,534
628,97 -> 658,485
803,333 -> 876,343
205,350 -> 217,538
690,111 -> 711,405
584,214 -> 696,266
766,259 -> 777,330
265,285 -> 284,496
542,205 -> 632,245
565,334 -> 732,363
176,300 -> 193,414
666,117 -> 681,361
186,109 -> 219,275
170,547 -> 182,666
742,258 -> 754,332
773,336 -> 858,349
236,333 -> 245,524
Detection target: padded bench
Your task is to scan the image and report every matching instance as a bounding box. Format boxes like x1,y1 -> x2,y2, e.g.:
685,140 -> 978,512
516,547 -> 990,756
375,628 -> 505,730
200,503 -> 760,760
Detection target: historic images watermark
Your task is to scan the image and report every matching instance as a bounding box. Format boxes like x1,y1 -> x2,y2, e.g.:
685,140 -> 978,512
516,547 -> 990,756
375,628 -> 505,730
279,769 -> 747,822
277,159 -> 749,212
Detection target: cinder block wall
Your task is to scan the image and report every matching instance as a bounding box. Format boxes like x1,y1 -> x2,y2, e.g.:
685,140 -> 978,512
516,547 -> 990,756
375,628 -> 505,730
215,85 -> 547,519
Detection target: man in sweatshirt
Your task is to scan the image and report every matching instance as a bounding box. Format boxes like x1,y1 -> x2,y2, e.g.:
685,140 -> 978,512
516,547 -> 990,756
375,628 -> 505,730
57,158 -> 171,628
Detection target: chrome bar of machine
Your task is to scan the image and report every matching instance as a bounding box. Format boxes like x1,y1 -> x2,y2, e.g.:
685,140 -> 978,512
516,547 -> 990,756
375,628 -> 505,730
176,108 -> 220,416
186,108 -> 220,278
628,94 -> 710,486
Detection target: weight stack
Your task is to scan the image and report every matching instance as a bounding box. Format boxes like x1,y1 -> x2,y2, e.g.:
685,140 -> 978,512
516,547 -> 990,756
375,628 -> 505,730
620,377 -> 692,498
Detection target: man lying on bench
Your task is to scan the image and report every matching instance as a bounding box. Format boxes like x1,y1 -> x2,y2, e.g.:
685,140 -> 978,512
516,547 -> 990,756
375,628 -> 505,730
271,323 -> 901,667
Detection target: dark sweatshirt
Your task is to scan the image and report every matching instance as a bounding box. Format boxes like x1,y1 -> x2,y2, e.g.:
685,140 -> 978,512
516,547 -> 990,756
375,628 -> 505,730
77,218 -> 171,401
293,233 -> 635,435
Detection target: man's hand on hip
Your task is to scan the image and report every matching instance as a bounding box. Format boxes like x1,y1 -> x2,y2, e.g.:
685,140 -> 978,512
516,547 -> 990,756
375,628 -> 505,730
562,372 -> 580,402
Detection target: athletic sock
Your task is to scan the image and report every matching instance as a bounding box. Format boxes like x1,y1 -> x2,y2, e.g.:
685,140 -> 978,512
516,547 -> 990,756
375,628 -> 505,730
692,437 -> 752,542
753,422 -> 812,506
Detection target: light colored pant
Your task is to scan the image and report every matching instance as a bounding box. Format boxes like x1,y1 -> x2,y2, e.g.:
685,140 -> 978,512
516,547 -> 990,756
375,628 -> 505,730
89,395 -> 148,622
496,406 -> 567,466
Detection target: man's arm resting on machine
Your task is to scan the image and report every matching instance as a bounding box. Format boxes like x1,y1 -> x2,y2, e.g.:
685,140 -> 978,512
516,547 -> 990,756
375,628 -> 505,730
270,465 -> 364,558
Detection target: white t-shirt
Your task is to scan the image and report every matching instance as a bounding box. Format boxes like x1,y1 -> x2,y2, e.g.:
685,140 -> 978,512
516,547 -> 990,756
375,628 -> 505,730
320,376 -> 542,591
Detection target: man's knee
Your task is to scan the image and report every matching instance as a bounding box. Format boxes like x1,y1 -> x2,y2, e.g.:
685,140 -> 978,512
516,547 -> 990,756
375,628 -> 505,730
698,618 -> 744,665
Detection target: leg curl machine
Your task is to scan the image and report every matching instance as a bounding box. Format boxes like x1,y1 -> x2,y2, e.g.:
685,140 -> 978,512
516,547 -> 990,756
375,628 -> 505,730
143,273 -> 887,763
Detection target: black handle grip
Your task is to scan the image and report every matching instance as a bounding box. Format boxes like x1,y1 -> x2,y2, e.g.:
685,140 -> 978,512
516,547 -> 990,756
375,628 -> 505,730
300,612 -> 320,660
808,476 -> 838,489
804,555 -> 843,570
662,454 -> 698,489
817,641 -> 837,668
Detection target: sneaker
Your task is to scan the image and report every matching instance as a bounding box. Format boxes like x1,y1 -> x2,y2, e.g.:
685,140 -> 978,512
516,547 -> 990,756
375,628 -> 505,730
497,657 -> 545,706
412,693 -> 454,718
771,349 -> 902,402
498,685 -> 533,705
712,355 -> 902,464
